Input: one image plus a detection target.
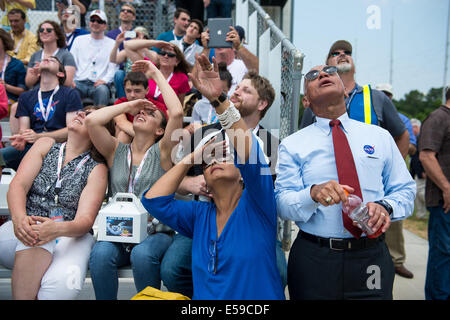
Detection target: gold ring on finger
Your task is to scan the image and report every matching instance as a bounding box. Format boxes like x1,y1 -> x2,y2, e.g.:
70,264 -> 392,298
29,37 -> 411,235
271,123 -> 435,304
325,196 -> 332,204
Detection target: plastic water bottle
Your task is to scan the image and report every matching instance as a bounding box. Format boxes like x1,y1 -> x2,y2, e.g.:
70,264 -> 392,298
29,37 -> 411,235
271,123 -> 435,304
342,191 -> 382,238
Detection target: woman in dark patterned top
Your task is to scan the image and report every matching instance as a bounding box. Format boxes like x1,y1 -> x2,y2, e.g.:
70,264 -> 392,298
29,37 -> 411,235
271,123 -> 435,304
0,106 -> 112,300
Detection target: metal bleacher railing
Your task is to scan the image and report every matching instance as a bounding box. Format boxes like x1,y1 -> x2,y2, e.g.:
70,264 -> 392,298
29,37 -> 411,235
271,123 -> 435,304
236,0 -> 304,251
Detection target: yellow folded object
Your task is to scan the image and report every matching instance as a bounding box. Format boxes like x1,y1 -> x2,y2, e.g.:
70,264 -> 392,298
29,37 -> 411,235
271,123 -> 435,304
131,286 -> 191,300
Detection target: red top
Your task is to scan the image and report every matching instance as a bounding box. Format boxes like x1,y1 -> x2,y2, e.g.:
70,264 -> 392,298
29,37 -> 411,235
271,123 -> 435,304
145,71 -> 190,114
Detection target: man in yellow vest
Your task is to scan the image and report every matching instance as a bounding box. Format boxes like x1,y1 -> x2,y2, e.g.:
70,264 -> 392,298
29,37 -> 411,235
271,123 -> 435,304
300,40 -> 409,158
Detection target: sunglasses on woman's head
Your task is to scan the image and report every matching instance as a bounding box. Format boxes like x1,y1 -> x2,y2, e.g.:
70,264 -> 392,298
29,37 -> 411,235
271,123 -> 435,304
158,50 -> 177,58
39,28 -> 54,33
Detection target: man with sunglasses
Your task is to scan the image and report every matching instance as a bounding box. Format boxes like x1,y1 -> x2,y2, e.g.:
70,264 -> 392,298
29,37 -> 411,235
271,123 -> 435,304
275,64 -> 416,300
106,3 -> 136,51
70,10 -> 117,106
300,40 -> 410,159
0,56 -> 83,170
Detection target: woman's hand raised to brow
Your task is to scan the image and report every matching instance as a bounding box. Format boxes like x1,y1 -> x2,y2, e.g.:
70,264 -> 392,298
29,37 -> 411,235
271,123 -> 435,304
126,98 -> 157,116
131,59 -> 160,79
189,54 -> 223,102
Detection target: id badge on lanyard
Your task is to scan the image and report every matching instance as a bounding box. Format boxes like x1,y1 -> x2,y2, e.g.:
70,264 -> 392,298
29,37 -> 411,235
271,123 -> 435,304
38,85 -> 60,123
51,143 -> 91,221
126,145 -> 151,193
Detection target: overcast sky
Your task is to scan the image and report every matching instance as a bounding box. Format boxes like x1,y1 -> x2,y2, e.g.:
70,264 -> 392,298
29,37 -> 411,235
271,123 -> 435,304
292,0 -> 448,99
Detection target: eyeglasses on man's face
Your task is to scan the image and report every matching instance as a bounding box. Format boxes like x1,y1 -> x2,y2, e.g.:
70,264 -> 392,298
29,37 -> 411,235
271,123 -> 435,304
330,50 -> 352,57
304,66 -> 338,81
90,17 -> 106,24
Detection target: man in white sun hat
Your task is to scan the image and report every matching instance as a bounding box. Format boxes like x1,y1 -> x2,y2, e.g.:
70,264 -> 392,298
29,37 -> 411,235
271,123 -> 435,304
70,10 -> 117,106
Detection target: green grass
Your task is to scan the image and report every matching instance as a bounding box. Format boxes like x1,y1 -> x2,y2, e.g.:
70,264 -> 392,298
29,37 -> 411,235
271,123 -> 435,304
403,211 -> 429,240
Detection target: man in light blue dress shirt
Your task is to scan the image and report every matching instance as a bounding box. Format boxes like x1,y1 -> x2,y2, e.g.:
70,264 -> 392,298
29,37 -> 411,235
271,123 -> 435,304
275,65 -> 416,300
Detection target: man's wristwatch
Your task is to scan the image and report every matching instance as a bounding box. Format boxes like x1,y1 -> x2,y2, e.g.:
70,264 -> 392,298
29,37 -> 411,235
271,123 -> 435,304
210,92 -> 227,108
374,200 -> 393,217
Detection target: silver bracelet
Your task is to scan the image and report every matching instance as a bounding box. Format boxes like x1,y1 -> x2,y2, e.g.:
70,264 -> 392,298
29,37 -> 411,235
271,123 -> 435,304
217,102 -> 241,129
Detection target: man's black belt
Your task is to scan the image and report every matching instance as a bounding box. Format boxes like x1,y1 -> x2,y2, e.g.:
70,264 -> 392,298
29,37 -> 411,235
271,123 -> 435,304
299,230 -> 385,251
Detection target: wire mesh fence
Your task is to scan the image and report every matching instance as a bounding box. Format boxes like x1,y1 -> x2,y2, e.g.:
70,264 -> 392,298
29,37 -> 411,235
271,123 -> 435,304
0,0 -> 177,39
101,0 -> 176,40
243,0 -> 304,251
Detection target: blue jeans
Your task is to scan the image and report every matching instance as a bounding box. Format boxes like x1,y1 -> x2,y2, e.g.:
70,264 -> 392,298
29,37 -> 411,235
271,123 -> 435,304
159,235 -> 287,298
161,233 -> 193,297
114,70 -> 126,99
206,0 -> 232,18
276,240 -> 288,290
0,143 -> 32,171
425,204 -> 450,300
75,80 -> 111,106
89,232 -> 173,300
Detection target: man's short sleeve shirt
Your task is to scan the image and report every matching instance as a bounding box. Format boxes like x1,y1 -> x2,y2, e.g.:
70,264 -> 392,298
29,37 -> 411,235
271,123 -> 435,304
419,105 -> 450,206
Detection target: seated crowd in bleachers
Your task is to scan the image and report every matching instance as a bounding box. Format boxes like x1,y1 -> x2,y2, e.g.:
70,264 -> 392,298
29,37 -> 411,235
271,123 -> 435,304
0,1 -> 426,302
0,2 -> 285,301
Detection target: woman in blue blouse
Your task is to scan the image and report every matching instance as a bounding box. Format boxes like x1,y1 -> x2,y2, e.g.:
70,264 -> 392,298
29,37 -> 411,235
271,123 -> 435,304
141,54 -> 284,300
0,29 -> 26,103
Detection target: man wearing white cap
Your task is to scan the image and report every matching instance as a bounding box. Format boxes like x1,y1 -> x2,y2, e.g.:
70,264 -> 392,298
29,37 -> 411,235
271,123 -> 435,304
70,10 -> 117,105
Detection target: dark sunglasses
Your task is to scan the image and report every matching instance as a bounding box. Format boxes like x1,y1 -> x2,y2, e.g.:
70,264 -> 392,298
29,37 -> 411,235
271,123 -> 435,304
121,8 -> 135,14
39,27 -> 54,33
330,50 -> 352,57
304,65 -> 338,81
90,18 -> 106,24
158,50 -> 176,58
